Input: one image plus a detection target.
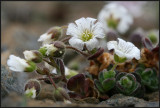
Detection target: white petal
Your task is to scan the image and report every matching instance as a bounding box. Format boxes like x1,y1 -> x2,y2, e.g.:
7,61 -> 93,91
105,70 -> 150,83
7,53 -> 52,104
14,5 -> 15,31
69,37 -> 84,50
125,46 -> 140,60
85,38 -> 99,51
107,41 -> 117,50
38,33 -> 52,42
114,49 -> 126,58
66,23 -> 81,37
23,50 -> 36,61
7,55 -> 29,72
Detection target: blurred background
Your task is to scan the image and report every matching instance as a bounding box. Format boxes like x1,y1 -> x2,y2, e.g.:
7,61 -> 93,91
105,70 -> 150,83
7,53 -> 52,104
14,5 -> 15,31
1,1 -> 159,69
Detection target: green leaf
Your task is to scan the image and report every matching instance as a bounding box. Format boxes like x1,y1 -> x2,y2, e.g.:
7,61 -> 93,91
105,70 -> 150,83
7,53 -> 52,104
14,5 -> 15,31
134,67 -> 144,75
94,79 -> 105,93
98,71 -> 104,83
102,78 -> 116,92
103,70 -> 116,79
115,72 -> 126,81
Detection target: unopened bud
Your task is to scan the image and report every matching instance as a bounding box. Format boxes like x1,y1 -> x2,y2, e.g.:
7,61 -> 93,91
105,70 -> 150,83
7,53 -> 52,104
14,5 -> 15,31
23,50 -> 43,63
52,41 -> 65,57
24,79 -> 41,98
25,61 -> 37,72
39,41 -> 65,58
38,26 -> 62,44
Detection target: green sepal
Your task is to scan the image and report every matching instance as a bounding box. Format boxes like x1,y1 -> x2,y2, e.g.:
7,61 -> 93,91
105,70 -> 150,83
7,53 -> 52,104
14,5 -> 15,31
114,54 -> 127,63
25,61 -> 37,72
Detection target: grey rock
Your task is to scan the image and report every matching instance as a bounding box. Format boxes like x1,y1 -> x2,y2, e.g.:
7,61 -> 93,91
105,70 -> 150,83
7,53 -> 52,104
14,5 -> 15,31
99,93 -> 159,107
1,65 -> 28,98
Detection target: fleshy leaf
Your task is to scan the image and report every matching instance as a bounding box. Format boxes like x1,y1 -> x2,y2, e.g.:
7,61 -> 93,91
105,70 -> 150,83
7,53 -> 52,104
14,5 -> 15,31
102,78 -> 116,91
94,79 -> 105,93
103,70 -> 116,79
98,71 -> 105,83
115,72 -> 126,81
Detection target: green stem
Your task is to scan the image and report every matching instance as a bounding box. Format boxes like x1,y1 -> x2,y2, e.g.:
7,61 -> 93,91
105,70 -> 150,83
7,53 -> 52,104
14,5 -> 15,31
111,62 -> 118,71
47,73 -> 69,100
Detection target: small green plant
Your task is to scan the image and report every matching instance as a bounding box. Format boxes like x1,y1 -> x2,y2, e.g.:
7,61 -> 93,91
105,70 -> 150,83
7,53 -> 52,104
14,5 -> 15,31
94,69 -> 116,93
115,72 -> 143,97
134,66 -> 159,92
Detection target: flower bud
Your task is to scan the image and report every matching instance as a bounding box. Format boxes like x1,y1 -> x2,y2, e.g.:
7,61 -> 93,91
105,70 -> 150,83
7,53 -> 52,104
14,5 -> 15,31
39,41 -> 65,58
25,61 -> 37,72
24,79 -> 41,98
52,41 -> 65,57
7,55 -> 37,72
23,50 -> 43,63
38,26 -> 62,45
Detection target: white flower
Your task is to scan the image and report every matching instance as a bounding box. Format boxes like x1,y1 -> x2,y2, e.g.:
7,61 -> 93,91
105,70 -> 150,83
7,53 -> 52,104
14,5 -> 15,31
25,87 -> 36,99
41,44 -> 58,56
107,38 -> 140,60
23,50 -> 37,61
38,27 -> 62,45
98,3 -> 133,34
67,17 -> 105,51
7,55 -> 30,72
110,1 -> 146,17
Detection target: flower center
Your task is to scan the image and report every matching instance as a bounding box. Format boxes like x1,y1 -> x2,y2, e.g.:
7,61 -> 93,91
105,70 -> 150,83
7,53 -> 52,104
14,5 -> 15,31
81,30 -> 93,42
106,14 -> 120,29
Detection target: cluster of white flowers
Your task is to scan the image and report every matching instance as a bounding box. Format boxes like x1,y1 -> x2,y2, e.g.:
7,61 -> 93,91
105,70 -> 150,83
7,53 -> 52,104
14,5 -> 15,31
98,3 -> 133,34
67,17 -> 105,51
107,38 -> 140,60
7,3 -> 140,74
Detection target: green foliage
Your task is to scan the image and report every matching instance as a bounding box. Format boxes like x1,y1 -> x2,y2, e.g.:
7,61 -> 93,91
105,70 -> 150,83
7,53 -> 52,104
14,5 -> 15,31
115,72 -> 142,96
94,69 -> 116,93
135,67 -> 159,92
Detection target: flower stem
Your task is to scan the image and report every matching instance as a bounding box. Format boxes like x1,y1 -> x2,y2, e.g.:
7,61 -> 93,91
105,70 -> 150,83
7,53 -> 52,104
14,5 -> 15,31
66,45 -> 90,57
43,58 -> 60,73
47,73 -> 58,89
111,62 -> 118,72
60,36 -> 71,43
47,73 -> 70,100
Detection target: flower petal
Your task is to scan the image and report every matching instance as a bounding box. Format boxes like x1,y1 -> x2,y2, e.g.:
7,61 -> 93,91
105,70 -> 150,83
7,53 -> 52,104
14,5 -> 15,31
69,37 -> 84,50
107,40 -> 117,50
85,38 -> 99,51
